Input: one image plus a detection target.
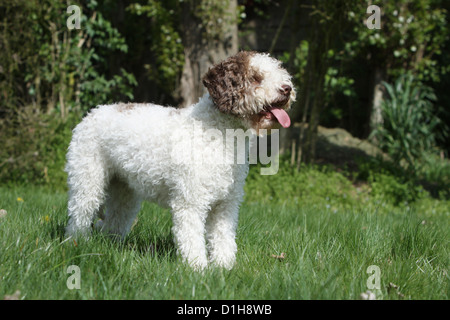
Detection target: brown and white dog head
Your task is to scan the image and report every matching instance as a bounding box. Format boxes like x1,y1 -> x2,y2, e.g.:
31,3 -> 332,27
202,51 -> 296,132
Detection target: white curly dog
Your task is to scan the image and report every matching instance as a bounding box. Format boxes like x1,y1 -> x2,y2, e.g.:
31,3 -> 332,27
65,51 -> 296,270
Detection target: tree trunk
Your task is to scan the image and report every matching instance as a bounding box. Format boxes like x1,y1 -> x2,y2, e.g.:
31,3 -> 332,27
368,66 -> 386,136
300,19 -> 328,165
179,0 -> 238,108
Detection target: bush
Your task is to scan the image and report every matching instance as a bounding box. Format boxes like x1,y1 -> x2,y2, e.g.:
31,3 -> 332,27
245,156 -> 448,214
245,161 -> 356,208
0,0 -> 137,189
371,74 -> 445,171
0,108 -> 78,189
368,172 -> 427,206
416,153 -> 450,199
0,0 -> 136,115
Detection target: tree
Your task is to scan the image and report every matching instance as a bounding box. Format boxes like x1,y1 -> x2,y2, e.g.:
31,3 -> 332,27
285,0 -> 448,166
126,0 -> 185,103
287,0 -> 358,165
346,0 -> 449,135
126,0 -> 239,107
179,0 -> 239,107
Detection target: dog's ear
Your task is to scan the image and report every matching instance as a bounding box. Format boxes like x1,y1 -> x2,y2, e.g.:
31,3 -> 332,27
202,51 -> 261,115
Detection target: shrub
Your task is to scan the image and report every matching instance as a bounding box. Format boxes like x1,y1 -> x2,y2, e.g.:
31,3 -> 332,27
245,160 -> 359,211
416,153 -> 450,199
368,172 -> 427,206
245,156 -> 448,213
0,0 -> 136,115
0,0 -> 137,189
0,107 -> 78,189
371,74 -> 444,172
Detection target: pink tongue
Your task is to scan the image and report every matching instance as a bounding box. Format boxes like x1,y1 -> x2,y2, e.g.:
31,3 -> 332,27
270,108 -> 291,128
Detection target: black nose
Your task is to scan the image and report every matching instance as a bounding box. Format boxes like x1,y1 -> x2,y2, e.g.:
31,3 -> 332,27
280,85 -> 291,95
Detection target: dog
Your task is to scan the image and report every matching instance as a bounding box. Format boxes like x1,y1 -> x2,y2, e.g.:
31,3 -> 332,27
65,51 -> 296,270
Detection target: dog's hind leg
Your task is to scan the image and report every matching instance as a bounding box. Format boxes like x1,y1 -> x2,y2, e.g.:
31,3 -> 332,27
96,178 -> 141,239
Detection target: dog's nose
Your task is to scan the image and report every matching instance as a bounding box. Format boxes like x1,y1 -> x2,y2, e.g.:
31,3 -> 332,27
280,85 -> 292,95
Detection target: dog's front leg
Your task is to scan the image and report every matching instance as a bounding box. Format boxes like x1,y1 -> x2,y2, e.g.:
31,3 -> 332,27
205,198 -> 240,270
171,207 -> 208,270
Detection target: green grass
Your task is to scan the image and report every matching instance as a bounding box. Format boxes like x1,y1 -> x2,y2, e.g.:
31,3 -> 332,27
0,185 -> 448,300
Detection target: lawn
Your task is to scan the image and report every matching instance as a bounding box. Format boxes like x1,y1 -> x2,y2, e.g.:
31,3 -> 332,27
0,185 -> 448,300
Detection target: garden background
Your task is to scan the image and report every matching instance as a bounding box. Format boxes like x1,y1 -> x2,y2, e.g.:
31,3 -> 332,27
0,0 -> 449,300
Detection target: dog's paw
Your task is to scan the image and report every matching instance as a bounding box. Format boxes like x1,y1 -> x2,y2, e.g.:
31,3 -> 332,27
182,255 -> 208,272
65,224 -> 92,240
210,255 -> 236,270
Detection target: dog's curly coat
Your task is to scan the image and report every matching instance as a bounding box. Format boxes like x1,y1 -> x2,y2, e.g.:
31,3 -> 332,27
65,51 -> 296,270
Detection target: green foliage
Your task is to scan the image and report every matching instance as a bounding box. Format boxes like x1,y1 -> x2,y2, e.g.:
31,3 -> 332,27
246,162 -> 356,211
0,0 -> 137,115
0,0 -> 137,188
371,74 -> 445,171
194,0 -> 239,40
245,156 -> 449,215
281,40 -> 309,82
346,0 -> 449,82
285,0 -> 449,136
76,1 -> 138,108
416,153 -> 450,199
368,172 -> 426,206
0,107 -> 79,189
127,0 -> 184,94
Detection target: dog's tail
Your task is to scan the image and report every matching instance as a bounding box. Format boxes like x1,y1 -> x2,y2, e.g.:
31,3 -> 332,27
65,115 -> 108,238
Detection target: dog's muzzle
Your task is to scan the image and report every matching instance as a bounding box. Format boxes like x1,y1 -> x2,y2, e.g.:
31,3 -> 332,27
259,85 -> 293,128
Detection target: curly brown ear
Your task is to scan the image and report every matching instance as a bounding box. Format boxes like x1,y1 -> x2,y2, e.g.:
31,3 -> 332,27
202,51 -> 260,115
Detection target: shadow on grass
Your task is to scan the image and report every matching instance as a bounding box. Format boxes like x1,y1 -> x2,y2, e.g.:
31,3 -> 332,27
124,232 -> 177,259
46,217 -> 177,260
